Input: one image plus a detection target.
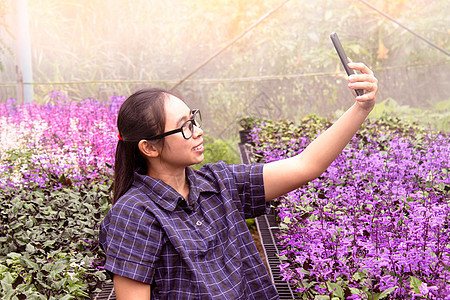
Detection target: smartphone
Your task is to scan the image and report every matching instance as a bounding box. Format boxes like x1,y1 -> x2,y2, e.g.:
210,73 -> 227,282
330,32 -> 363,96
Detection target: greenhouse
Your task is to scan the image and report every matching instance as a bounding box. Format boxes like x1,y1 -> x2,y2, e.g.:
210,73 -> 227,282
0,0 -> 449,299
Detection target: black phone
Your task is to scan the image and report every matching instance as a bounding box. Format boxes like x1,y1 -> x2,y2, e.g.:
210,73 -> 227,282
330,32 -> 363,96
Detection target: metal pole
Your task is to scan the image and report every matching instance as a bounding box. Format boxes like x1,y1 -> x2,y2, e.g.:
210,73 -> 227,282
14,0 -> 34,103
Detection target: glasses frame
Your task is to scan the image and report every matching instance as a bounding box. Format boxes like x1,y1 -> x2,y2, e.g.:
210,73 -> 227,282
145,109 -> 201,141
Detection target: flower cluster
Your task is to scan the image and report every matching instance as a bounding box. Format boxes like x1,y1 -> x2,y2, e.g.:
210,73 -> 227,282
0,92 -> 125,298
249,116 -> 450,299
0,91 -> 125,189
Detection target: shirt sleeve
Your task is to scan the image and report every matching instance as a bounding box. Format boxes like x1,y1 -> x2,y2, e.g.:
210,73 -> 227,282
226,162 -> 270,219
100,193 -> 164,284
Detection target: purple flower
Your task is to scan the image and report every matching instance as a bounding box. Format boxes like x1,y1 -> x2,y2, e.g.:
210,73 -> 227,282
249,116 -> 450,298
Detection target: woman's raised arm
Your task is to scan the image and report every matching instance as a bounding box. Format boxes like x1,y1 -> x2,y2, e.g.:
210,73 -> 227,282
263,61 -> 378,201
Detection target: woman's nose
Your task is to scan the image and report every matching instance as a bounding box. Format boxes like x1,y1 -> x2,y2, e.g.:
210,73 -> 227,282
192,124 -> 203,138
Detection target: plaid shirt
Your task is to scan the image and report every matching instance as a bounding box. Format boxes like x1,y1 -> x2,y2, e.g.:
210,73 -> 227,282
99,161 -> 279,299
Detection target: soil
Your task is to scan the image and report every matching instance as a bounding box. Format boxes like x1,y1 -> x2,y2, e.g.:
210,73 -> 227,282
251,229 -> 269,272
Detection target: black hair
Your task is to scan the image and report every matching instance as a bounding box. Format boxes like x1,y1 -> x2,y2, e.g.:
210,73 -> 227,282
113,87 -> 180,204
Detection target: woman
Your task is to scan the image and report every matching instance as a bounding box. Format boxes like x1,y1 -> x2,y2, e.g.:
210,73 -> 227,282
99,61 -> 378,299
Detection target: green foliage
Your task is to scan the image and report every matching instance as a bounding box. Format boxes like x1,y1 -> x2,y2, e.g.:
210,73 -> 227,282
367,98 -> 450,132
250,111 -> 445,166
245,218 -> 256,232
3,148 -> 33,166
238,116 -> 265,131
0,182 -> 112,298
250,114 -> 333,163
193,134 -> 241,169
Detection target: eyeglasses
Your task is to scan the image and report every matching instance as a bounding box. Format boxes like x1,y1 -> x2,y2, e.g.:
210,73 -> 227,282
146,109 -> 202,140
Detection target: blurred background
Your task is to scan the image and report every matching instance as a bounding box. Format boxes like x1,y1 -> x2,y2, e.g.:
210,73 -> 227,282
0,0 -> 449,139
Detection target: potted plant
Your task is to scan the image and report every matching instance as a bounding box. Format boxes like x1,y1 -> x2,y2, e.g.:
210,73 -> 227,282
238,116 -> 262,144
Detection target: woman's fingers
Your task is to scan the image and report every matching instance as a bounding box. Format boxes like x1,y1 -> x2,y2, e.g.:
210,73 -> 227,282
348,62 -> 374,75
348,80 -> 377,93
344,60 -> 378,110
348,73 -> 377,83
345,60 -> 378,99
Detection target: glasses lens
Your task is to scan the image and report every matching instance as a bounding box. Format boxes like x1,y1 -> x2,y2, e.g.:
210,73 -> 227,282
182,120 -> 194,139
193,110 -> 202,128
180,110 -> 201,139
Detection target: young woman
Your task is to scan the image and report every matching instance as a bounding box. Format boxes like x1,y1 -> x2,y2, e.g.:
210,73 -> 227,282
99,61 -> 378,299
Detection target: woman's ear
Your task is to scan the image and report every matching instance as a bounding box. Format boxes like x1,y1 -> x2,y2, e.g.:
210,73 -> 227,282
138,140 -> 160,158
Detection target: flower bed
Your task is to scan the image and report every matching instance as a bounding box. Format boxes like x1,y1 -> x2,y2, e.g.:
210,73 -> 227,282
0,91 -> 123,190
1,93 -> 448,298
248,115 -> 450,299
0,93 -> 243,299
0,92 -> 124,299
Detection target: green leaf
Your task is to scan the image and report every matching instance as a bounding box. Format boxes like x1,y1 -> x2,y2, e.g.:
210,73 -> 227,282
279,223 -> 289,230
42,263 -> 53,272
18,255 -> 38,271
6,252 -> 21,259
68,282 -> 87,293
42,239 -> 56,249
52,277 -> 68,290
25,243 -> 35,254
0,264 -> 8,273
3,289 -> 15,300
327,281 -> 344,299
282,216 -> 292,224
410,276 -> 422,293
352,271 -> 365,281
379,286 -> 397,299
82,228 -> 96,235
1,271 -> 13,294
349,287 -> 362,295
99,184 -> 110,192
276,254 -> 288,261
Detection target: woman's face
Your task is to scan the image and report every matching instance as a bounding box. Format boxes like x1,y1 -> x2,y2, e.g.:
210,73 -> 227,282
158,95 -> 204,169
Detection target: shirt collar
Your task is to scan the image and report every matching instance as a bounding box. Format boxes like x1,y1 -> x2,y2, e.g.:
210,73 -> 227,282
185,166 -> 219,205
133,166 -> 220,212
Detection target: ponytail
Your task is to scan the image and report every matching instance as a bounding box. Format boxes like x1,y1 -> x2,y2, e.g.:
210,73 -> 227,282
112,88 -> 180,204
112,141 -> 138,204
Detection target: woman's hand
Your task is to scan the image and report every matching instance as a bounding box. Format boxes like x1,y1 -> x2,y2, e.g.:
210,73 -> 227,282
347,61 -> 378,112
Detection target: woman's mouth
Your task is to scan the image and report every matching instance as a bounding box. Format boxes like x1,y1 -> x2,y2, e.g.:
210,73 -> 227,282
192,144 -> 204,152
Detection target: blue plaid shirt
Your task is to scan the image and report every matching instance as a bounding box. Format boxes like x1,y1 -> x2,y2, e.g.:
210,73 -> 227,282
99,161 -> 279,299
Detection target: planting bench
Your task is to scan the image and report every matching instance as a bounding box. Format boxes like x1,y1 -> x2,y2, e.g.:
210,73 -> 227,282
239,141 -> 300,300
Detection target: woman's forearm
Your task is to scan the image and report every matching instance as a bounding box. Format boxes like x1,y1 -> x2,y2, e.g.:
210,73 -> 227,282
297,103 -> 371,176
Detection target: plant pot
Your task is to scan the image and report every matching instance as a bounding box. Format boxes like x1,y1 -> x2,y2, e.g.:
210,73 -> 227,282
239,130 -> 251,144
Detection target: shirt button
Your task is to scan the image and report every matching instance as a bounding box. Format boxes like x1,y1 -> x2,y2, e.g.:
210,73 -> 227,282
196,221 -> 202,226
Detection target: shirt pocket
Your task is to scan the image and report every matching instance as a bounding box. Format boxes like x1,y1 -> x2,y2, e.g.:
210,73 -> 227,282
168,216 -> 219,261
